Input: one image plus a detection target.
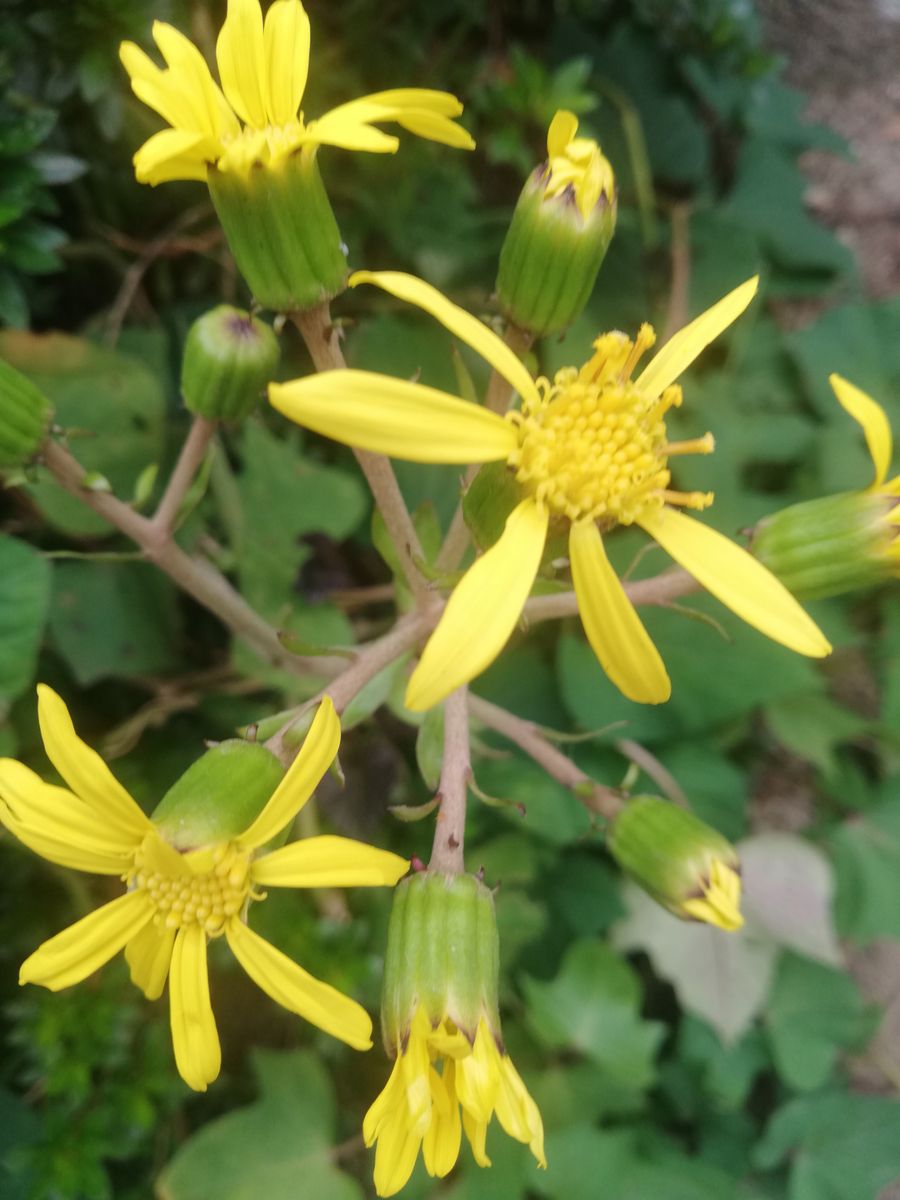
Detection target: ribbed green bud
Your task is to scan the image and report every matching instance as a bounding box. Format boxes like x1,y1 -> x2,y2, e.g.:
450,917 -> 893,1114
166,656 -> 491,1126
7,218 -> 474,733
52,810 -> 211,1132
208,152 -> 348,313
608,795 -> 743,931
496,171 -> 616,337
181,305 -> 279,421
381,871 -> 500,1054
0,358 -> 53,468
752,491 -> 899,599
151,740 -> 284,850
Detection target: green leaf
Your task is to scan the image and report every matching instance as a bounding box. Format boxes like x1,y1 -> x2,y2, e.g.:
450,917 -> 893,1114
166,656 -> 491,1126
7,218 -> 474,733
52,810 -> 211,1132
523,941 -> 664,1096
0,535 -> 51,701
49,560 -> 181,683
156,1050 -> 363,1200
0,331 -> 167,536
765,690 -> 869,775
415,704 -> 444,790
765,954 -> 872,1091
754,1092 -> 900,1200
832,793 -> 900,942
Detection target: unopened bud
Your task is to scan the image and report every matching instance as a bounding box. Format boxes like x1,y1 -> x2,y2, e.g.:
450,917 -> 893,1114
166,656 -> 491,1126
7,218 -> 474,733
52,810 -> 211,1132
608,795 -> 743,931
496,110 -> 616,337
181,306 -> 279,422
0,358 -> 53,468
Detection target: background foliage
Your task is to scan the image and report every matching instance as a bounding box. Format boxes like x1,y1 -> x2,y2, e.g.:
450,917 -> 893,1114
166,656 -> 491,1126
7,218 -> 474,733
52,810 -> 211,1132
1,0 -> 899,1196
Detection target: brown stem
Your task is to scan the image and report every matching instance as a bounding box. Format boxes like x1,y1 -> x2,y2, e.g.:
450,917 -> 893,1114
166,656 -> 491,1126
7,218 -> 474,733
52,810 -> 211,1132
150,414 -> 217,536
615,738 -> 688,807
467,694 -> 624,820
41,439 -> 321,674
290,303 -> 428,601
428,687 -> 470,873
522,569 -> 698,625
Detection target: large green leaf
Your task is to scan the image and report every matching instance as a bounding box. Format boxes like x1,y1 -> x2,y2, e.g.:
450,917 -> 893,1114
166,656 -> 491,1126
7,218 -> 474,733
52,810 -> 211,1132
0,535 -> 51,701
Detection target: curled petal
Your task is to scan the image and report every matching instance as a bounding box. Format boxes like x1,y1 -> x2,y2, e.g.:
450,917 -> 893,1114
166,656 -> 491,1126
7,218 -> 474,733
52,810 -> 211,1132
126,922 -> 176,1001
169,924 -> 221,1092
830,373 -> 894,490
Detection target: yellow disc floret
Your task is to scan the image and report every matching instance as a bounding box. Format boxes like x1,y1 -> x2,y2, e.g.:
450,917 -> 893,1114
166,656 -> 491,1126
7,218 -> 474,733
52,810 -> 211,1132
506,324 -> 713,526
131,835 -> 257,937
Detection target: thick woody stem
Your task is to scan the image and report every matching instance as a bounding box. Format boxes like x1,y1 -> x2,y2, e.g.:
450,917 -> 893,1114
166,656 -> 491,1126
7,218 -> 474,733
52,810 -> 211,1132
428,687 -> 470,874
290,303 -> 429,601
150,414 -> 217,536
467,693 -> 624,821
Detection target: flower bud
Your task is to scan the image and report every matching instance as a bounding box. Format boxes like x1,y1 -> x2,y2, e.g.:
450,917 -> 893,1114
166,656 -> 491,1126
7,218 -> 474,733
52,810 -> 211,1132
751,491 -> 899,599
608,795 -> 743,931
151,740 -> 285,850
496,110 -> 616,337
0,358 -> 53,468
208,152 -> 348,313
181,306 -> 279,422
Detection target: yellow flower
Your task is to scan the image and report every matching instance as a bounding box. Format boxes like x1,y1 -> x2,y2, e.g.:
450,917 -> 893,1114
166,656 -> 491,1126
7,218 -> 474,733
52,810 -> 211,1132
681,858 -> 743,931
119,0 -> 474,185
543,109 -> 615,219
365,1009 -> 545,1196
0,685 -> 409,1091
269,271 -> 831,711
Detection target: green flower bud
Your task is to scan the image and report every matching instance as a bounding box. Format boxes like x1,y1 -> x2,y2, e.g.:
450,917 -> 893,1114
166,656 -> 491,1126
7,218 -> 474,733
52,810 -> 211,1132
0,358 -> 53,468
151,739 -> 284,850
496,110 -> 616,337
181,306 -> 279,422
380,870 -> 500,1054
608,795 -> 743,931
752,490 -> 900,599
208,152 -> 348,313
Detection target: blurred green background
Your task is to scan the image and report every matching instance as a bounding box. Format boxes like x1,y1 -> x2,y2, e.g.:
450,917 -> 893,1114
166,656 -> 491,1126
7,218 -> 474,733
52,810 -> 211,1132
1,0 -> 900,1197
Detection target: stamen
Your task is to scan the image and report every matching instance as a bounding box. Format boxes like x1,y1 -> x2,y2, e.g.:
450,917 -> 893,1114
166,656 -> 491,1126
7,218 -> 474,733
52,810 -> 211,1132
619,323 -> 656,381
663,489 -> 714,511
664,433 -> 715,456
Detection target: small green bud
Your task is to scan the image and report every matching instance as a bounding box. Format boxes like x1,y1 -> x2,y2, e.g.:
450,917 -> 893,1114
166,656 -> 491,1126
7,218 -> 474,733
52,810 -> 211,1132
608,795 -> 743,931
752,490 -> 900,599
151,739 -> 284,850
0,358 -> 53,468
380,870 -> 500,1054
496,110 -> 616,337
208,152 -> 348,313
181,305 -> 279,421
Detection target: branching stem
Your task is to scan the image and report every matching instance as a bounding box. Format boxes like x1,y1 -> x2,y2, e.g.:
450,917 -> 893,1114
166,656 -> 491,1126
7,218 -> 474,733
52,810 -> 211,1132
428,687 -> 470,873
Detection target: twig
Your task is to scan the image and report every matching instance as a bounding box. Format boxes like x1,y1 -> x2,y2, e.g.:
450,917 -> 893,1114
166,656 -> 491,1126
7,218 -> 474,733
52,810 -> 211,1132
290,303 -> 429,602
467,694 -> 624,821
428,687 -> 470,874
615,738 -> 688,807
522,569 -> 698,625
150,414 -> 217,537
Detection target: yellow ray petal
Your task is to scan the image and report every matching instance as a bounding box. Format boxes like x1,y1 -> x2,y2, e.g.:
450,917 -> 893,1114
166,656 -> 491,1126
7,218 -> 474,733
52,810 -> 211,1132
303,109 -> 401,153
830,373 -> 894,490
372,1107 -> 424,1197
132,128 -> 218,185
19,891 -> 154,992
349,271 -> 538,406
0,807 -> 134,875
120,41 -> 194,131
238,697 -> 339,849
548,109 -> 578,157
636,277 -> 759,398
216,0 -> 267,128
36,686 -> 150,840
638,506 -> 831,658
358,88 -> 466,117
125,922 -> 176,1000
462,1109 -> 491,1168
269,371 -> 517,464
406,498 -> 548,711
152,21 -> 238,139
569,521 -> 671,704
422,1060 -> 462,1178
262,0 -> 309,125
169,924 -> 221,1092
0,758 -> 140,858
494,1056 -> 546,1167
225,918 -> 372,1049
251,835 -> 408,888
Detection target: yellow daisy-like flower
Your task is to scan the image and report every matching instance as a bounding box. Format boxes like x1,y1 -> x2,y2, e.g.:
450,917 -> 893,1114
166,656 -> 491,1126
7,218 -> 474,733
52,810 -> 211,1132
0,685 -> 408,1092
365,1009 -> 545,1196
543,109 -> 615,219
269,271 -> 831,711
119,0 -> 474,185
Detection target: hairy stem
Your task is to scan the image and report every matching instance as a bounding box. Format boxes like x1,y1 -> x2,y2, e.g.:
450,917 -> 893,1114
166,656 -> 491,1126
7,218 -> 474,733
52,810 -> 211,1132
428,687 -> 470,874
151,414 -> 217,536
291,303 -> 428,601
467,694 -> 624,820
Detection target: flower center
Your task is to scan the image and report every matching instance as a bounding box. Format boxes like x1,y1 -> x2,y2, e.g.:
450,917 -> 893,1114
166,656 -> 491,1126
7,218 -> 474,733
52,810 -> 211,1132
506,325 -> 713,525
130,838 -> 254,937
